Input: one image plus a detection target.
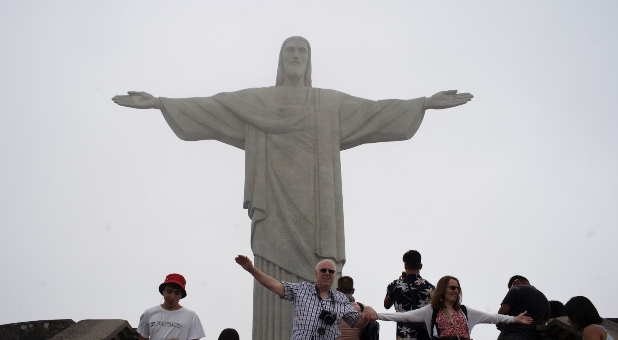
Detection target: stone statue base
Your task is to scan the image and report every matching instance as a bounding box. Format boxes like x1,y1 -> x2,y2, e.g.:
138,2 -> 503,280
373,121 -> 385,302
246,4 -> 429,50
253,256 -> 296,340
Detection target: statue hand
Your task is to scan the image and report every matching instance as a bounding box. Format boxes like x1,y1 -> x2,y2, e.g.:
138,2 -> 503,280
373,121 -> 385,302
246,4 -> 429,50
112,91 -> 162,109
424,90 -> 473,110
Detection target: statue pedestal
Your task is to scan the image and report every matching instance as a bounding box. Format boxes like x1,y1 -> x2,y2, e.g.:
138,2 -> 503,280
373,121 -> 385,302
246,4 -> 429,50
252,256 -> 296,340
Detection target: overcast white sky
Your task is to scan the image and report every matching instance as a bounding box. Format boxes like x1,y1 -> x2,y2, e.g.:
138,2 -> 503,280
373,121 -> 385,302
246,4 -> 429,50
1,1 -> 617,339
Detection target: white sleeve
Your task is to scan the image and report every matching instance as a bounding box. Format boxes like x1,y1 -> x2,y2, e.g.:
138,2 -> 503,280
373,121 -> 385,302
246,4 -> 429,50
136,310 -> 151,338
188,312 -> 206,339
378,305 -> 432,323
466,306 -> 515,332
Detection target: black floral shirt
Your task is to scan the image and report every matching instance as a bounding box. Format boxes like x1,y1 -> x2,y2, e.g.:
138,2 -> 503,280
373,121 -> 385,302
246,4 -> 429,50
385,274 -> 434,340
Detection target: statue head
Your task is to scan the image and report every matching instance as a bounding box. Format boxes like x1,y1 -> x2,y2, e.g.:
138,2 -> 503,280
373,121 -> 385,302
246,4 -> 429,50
276,36 -> 312,87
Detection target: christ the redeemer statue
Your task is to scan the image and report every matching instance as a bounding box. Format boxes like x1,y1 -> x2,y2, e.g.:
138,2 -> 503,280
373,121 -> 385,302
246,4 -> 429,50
113,36 -> 472,340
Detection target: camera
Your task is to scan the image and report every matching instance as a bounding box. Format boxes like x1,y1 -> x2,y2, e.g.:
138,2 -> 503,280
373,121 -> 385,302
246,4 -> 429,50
319,310 -> 337,325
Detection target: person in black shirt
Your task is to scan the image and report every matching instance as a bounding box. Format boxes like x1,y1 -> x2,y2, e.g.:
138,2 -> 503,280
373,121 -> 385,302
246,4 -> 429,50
497,275 -> 550,340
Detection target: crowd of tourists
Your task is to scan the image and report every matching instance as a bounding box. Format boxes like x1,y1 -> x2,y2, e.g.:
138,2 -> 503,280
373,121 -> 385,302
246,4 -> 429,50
135,251 -> 613,340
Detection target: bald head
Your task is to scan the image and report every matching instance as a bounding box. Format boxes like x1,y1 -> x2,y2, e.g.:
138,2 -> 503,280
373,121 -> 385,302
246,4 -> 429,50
314,259 -> 336,292
316,259 -> 336,270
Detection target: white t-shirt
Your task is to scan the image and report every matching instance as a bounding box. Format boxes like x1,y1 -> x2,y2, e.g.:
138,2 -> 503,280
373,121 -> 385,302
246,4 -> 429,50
137,305 -> 205,340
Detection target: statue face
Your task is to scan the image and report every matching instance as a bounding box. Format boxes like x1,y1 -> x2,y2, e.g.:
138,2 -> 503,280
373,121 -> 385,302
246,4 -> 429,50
281,38 -> 309,79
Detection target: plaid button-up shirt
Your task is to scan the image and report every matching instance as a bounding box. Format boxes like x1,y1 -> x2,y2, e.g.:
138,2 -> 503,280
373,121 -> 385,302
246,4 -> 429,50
283,281 -> 359,340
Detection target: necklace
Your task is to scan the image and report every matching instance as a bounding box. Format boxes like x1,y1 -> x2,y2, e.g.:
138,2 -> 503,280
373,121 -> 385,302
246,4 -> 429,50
444,308 -> 461,340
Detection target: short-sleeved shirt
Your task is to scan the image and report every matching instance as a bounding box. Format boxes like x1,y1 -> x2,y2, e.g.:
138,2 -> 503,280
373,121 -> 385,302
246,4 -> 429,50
283,281 -> 359,340
385,274 -> 434,339
498,285 -> 549,340
137,305 -> 205,340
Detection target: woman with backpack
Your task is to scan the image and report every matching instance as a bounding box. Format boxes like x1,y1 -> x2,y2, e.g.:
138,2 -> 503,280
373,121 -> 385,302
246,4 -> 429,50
377,275 -> 533,339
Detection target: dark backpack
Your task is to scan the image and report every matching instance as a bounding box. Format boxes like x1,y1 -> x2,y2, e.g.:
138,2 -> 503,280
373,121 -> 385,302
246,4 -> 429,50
357,302 -> 380,340
430,305 -> 468,339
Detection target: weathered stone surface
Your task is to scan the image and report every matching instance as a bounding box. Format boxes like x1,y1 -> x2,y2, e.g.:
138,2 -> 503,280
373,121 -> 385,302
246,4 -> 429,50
535,317 -> 618,340
0,319 -> 75,340
49,319 -> 138,340
537,317 -> 582,340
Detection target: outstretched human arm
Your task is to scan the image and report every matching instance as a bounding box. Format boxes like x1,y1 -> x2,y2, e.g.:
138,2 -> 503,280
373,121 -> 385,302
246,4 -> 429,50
423,90 -> 473,110
378,305 -> 430,323
112,91 -> 163,110
355,305 -> 378,328
496,303 -> 512,330
235,255 -> 285,298
513,311 -> 532,324
467,306 -> 532,333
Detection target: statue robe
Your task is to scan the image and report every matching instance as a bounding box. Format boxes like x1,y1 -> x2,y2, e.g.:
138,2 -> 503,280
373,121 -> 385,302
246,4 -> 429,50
159,86 -> 425,339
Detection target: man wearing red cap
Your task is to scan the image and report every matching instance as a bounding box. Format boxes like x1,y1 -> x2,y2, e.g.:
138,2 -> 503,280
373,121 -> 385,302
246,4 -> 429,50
137,273 -> 206,340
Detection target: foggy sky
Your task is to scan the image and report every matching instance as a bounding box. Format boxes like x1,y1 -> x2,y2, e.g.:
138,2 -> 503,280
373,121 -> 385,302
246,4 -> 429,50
1,1 -> 617,339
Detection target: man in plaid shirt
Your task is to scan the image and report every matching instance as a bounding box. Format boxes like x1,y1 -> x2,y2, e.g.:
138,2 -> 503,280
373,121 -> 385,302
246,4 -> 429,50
236,255 -> 376,339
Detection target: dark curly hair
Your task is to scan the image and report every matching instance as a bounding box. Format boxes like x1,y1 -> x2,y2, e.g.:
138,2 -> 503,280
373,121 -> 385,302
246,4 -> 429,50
430,275 -> 462,310
564,296 -> 603,331
403,250 -> 422,271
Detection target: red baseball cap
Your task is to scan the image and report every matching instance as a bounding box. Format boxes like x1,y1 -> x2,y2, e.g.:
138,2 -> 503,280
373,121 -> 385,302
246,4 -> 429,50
158,273 -> 187,298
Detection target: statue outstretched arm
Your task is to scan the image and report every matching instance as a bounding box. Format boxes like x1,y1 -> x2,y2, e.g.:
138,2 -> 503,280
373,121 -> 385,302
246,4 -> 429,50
112,90 -> 246,148
423,90 -> 473,110
112,91 -> 164,110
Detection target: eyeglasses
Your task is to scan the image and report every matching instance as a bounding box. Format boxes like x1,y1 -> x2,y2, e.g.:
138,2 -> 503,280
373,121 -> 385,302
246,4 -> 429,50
447,286 -> 461,291
319,268 -> 335,274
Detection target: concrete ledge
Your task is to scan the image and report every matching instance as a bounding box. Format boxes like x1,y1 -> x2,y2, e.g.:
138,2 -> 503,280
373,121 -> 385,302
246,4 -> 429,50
49,319 -> 138,340
0,319 -> 76,340
537,317 -> 582,340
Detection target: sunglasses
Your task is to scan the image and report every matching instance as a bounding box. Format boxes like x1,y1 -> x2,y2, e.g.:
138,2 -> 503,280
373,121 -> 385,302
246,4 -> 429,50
319,268 -> 336,274
447,286 -> 461,291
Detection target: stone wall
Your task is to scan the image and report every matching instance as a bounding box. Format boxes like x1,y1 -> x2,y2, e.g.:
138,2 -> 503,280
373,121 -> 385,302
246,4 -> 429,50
0,319 -> 75,340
